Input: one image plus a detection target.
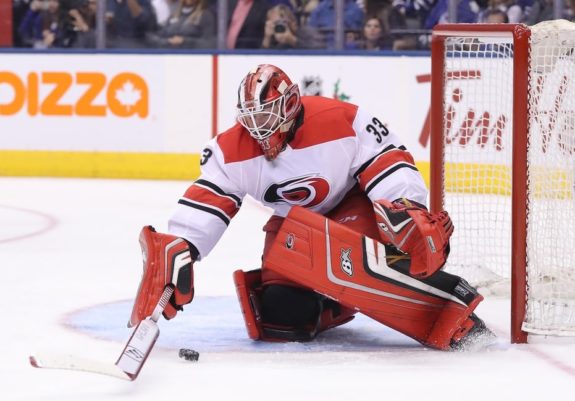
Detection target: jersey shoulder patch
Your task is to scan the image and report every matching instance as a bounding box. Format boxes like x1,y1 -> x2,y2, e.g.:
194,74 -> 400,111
290,97 -> 358,150
217,124 -> 264,164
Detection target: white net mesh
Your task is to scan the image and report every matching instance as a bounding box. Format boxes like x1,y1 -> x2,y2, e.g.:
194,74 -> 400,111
440,36 -> 514,295
524,20 -> 575,335
438,21 -> 575,336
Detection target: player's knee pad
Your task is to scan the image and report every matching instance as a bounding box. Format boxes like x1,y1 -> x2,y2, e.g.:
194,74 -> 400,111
261,284 -> 322,327
233,269 -> 355,342
260,285 -> 355,341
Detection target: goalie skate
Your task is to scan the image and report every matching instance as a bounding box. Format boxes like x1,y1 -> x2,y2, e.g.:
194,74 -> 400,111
449,314 -> 497,352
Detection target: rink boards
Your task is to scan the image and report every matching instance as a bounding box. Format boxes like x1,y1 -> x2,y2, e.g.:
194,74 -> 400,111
0,53 -> 432,179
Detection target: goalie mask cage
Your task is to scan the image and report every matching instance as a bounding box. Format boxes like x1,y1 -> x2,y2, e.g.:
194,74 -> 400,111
430,20 -> 575,344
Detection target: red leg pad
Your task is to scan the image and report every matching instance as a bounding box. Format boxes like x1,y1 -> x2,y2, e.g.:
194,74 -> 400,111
233,269 -> 264,340
263,206 -> 481,349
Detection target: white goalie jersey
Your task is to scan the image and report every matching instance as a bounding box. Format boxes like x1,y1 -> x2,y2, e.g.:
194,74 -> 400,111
168,96 -> 427,260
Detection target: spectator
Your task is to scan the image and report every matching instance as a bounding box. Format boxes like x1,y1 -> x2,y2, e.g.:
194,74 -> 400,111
391,0 -> 435,29
105,0 -> 157,48
424,0 -> 479,29
358,16 -> 391,50
344,29 -> 361,49
13,0 -> 34,47
18,0 -> 45,47
364,0 -> 416,50
146,0 -> 215,48
482,7 -> 510,22
523,0 -> 553,24
261,3 -> 323,49
151,0 -> 179,26
69,0 -> 97,48
479,0 -> 522,22
299,0 -> 320,25
18,0 -> 76,48
226,0 -> 270,49
416,0 -> 478,49
307,0 -> 365,49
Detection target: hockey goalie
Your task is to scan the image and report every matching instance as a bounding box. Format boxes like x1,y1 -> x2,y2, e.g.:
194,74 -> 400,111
129,64 -> 495,351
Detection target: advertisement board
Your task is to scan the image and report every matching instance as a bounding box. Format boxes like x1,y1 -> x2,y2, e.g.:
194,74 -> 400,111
0,54 -> 211,153
0,53 -> 436,178
217,55 -> 432,161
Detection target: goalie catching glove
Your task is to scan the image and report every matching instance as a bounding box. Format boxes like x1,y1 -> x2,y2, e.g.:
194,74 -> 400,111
129,226 -> 195,327
374,198 -> 454,278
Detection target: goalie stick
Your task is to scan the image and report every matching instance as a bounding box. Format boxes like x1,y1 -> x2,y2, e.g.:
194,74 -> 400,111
30,286 -> 174,381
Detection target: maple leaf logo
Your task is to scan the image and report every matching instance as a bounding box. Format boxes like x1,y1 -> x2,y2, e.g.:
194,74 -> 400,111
115,80 -> 141,112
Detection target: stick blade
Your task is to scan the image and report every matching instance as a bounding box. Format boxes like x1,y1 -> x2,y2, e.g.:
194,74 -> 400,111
31,288 -> 172,382
29,352 -> 132,381
115,318 -> 160,380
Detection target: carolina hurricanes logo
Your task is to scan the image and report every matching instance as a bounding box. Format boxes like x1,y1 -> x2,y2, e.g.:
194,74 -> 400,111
264,174 -> 330,207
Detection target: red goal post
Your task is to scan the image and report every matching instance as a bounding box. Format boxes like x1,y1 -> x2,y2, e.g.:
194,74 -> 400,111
430,21 -> 575,344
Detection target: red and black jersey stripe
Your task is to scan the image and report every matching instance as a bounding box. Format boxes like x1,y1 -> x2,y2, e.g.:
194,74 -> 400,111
355,145 -> 419,195
178,179 -> 242,225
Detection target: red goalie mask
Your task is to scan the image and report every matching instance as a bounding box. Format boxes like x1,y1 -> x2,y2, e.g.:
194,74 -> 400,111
236,64 -> 302,161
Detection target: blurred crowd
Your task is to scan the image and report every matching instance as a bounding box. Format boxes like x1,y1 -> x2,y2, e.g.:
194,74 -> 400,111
10,0 -> 575,50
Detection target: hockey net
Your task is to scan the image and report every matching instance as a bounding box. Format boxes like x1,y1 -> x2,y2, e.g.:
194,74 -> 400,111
431,20 -> 575,341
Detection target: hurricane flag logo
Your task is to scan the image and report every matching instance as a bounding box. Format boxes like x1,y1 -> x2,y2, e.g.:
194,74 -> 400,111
264,174 -> 330,207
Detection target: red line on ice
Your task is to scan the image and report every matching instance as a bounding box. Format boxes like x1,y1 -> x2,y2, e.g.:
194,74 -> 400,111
526,345 -> 575,379
492,323 -> 575,380
0,204 -> 58,244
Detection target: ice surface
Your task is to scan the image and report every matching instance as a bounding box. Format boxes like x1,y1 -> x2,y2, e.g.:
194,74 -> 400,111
2,177 -> 574,401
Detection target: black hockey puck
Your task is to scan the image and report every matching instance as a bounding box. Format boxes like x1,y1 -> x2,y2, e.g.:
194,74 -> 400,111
179,348 -> 200,362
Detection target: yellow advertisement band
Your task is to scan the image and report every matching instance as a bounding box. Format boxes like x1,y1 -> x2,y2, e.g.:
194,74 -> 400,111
1,150 -> 567,199
0,150 -> 200,180
0,150 -> 430,188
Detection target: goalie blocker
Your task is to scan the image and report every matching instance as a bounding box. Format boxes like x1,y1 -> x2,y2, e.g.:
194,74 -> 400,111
236,206 -> 490,350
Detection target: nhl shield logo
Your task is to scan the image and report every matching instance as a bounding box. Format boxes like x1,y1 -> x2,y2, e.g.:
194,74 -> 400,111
301,75 -> 322,96
340,248 -> 353,276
